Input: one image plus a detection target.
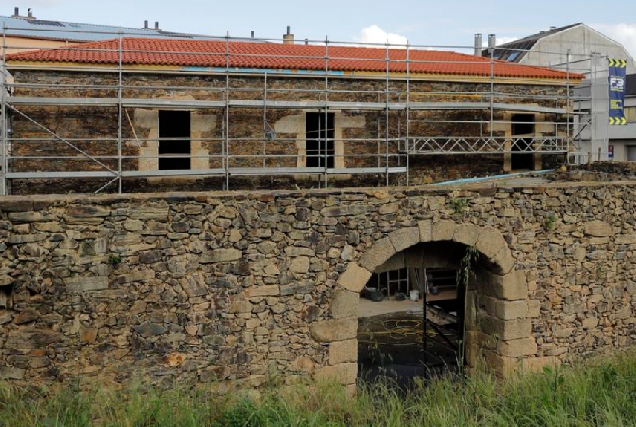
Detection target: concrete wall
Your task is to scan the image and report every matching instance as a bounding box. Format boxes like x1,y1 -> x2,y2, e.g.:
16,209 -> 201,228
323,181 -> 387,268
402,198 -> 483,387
3,181 -> 635,390
523,25 -> 636,75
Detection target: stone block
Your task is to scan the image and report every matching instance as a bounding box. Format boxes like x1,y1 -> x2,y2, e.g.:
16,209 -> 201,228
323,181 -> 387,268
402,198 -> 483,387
315,363 -> 357,385
480,316 -> 531,341
431,220 -> 456,242
203,249 -> 242,263
498,338 -> 537,357
476,226 -> 507,261
280,282 -> 315,296
289,256 -> 310,274
454,224 -> 480,247
0,367 -> 26,380
130,205 -> 169,222
310,318 -> 358,342
616,234 -> 636,245
5,329 -> 63,350
483,350 -> 519,377
65,276 -> 109,293
358,237 -> 396,272
418,219 -> 433,242
480,270 -> 528,301
495,300 -> 529,320
389,227 -> 420,253
247,286 -> 280,297
329,339 -> 358,365
519,356 -> 560,373
527,300 -> 541,318
337,263 -> 371,293
584,220 -> 613,237
331,290 -> 359,319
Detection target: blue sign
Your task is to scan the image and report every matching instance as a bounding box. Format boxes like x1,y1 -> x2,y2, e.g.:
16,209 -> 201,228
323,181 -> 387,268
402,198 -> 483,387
609,58 -> 627,125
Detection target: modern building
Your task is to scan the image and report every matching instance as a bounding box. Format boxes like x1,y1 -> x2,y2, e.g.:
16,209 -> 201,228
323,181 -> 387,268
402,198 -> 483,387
0,7 -> 211,55
483,24 -> 635,162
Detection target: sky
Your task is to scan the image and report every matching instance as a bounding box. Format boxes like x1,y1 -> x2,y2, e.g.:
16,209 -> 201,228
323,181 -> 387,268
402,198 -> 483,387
1,0 -> 635,58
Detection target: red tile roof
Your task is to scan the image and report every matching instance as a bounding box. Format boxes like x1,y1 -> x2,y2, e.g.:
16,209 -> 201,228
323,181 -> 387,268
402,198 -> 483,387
7,38 -> 582,80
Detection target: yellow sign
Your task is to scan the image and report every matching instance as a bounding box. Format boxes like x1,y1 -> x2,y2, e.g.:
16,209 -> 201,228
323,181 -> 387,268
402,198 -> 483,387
609,117 -> 627,125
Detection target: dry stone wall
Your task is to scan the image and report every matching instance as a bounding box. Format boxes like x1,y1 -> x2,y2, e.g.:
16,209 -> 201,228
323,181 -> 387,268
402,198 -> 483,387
1,182 -> 636,389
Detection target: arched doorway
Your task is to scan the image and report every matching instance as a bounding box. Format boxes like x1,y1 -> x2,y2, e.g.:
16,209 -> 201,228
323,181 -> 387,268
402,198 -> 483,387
314,220 -> 533,389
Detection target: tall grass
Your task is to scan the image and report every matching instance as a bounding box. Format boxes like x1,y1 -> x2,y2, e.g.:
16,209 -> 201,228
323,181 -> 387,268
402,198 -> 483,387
3,351 -> 636,426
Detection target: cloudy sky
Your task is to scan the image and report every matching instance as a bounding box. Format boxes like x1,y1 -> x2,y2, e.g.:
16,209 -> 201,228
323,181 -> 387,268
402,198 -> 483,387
1,0 -> 635,58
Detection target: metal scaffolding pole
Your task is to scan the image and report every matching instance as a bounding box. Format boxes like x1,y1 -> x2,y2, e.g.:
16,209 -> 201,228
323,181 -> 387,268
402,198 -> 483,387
323,36 -> 329,188
0,26 -> 6,196
406,41 -> 411,187
117,32 -> 123,193
385,41 -> 390,186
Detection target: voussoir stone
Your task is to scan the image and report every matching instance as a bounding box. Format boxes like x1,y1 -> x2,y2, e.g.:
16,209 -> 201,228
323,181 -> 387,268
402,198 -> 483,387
310,318 -> 358,343
337,262 -> 371,293
431,220 -> 457,242
389,227 -> 420,253
454,224 -> 480,247
358,237 -> 395,272
476,226 -> 507,261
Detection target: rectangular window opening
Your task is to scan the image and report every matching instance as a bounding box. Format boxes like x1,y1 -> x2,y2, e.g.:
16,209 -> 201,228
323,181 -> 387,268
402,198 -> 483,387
159,110 -> 191,170
306,112 -> 335,168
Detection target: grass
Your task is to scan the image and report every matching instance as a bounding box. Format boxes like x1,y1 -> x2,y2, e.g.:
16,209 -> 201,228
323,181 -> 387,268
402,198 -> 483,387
3,351 -> 636,426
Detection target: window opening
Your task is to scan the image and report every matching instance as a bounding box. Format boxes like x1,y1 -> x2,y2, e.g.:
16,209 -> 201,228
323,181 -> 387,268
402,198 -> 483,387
159,110 -> 191,170
511,113 -> 534,170
306,112 -> 335,168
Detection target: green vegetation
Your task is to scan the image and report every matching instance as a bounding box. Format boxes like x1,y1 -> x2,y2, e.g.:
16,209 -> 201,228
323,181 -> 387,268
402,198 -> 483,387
449,197 -> 470,215
107,254 -> 122,266
3,351 -> 636,426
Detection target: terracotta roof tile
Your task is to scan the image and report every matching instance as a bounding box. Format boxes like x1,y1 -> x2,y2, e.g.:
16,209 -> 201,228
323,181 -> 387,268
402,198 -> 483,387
6,38 -> 582,80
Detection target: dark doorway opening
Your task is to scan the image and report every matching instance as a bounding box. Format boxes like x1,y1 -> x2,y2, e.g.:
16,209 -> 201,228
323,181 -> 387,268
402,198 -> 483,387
306,112 -> 335,168
159,110 -> 191,170
511,113 -> 534,170
358,242 -> 474,388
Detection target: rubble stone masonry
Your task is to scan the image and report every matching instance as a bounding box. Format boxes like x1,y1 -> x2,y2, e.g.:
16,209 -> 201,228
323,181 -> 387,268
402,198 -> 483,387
1,181 -> 635,390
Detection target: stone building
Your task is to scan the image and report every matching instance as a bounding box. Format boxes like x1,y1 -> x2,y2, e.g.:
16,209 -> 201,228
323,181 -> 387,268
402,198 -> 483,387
1,36 -> 582,195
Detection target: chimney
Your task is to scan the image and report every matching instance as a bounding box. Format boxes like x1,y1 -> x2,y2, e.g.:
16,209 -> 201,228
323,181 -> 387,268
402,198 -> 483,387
27,8 -> 35,20
488,34 -> 496,50
474,33 -> 483,56
283,26 -> 294,44
13,7 -> 19,17
144,20 -> 148,29
251,30 -> 255,38
154,21 -> 160,30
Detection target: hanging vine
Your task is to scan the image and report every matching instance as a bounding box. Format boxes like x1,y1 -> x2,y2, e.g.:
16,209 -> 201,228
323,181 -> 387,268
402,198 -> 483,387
456,245 -> 479,374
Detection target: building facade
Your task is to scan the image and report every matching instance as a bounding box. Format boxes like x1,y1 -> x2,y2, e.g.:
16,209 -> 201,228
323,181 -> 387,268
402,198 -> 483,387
1,36 -> 581,195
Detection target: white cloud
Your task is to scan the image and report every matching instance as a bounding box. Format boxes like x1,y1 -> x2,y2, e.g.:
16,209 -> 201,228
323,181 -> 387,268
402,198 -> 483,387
353,25 -> 408,47
592,23 -> 636,59
496,36 -> 519,46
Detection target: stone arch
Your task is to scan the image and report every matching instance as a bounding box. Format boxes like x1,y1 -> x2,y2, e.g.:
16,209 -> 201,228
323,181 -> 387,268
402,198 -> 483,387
313,219 -> 535,388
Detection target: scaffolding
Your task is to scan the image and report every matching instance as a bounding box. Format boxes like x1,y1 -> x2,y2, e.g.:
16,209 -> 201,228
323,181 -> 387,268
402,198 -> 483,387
0,27 -> 595,195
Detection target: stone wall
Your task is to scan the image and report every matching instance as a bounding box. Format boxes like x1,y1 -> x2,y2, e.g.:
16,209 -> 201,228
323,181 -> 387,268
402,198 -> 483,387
2,181 -> 634,389
7,69 -> 570,194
